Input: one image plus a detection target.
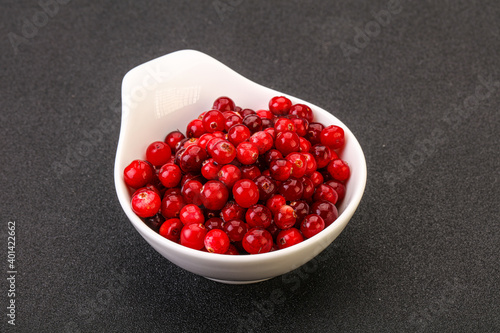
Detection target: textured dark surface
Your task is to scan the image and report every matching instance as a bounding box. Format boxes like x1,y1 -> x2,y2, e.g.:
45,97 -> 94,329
1,0 -> 499,332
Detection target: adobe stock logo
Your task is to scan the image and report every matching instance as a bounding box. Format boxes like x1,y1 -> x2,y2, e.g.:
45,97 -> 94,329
7,0 -> 72,55
340,0 -> 403,61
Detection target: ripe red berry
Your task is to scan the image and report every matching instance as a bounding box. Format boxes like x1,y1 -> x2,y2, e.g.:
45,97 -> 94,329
178,144 -> 208,174
232,179 -> 259,208
212,96 -> 235,111
201,180 -> 229,210
266,194 -> 286,214
181,179 -> 203,205
249,131 -> 274,154
310,144 -> 332,169
202,110 -> 226,133
242,228 -> 274,254
201,158 -> 222,180
270,159 -> 293,181
186,119 -> 205,138
240,165 -> 261,180
277,228 -> 304,249
131,189 -> 161,218
275,131 -> 300,156
161,191 -> 186,219
245,204 -> 273,228
221,201 -> 246,222
124,160 -> 155,189
159,218 -> 183,242
327,159 -> 351,182
165,131 -> 186,151
210,140 -> 236,164
242,114 -> 263,133
218,164 -> 242,189
205,217 -> 224,231
311,200 -> 339,227
236,142 -> 259,165
180,223 -> 207,250
300,214 -> 325,239
275,205 -> 296,229
278,177 -> 304,201
227,124 -> 251,146
286,152 -> 307,178
289,104 -> 313,122
204,229 -> 231,254
320,125 -> 345,150
223,219 -> 248,242
269,96 -> 292,116
305,122 -> 324,145
325,179 -> 347,201
179,204 -> 205,225
274,118 -> 295,133
146,141 -> 172,167
313,184 -> 339,205
254,175 -> 278,201
158,163 -> 182,188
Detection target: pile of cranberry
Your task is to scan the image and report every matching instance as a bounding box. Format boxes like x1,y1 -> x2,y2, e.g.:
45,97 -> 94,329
123,96 -> 350,255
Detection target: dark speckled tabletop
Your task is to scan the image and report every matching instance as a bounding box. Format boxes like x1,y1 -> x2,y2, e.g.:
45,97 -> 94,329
1,0 -> 499,332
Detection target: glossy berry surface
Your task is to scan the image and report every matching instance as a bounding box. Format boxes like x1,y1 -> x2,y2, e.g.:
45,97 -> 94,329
242,228 -> 274,254
277,228 -> 304,249
232,179 -> 259,208
180,223 -> 207,250
204,229 -> 230,254
300,214 -> 325,239
201,180 -> 229,210
146,141 -> 172,167
131,189 -> 161,218
159,218 -> 183,242
269,96 -> 292,116
124,160 -> 154,189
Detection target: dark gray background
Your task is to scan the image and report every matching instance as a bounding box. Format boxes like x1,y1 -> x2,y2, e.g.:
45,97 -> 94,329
1,0 -> 499,332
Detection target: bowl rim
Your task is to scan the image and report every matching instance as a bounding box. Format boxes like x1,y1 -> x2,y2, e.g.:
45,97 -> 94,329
114,49 -> 367,266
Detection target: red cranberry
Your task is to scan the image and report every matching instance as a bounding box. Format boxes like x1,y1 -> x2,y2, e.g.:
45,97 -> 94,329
232,179 -> 259,208
197,133 -> 215,150
181,179 -> 203,206
266,194 -> 286,214
124,160 -> 155,189
178,144 -> 208,174
161,191 -> 186,219
320,125 -> 345,150
204,229 -> 230,254
310,144 -> 332,169
242,228 -> 274,254
278,177 -> 304,201
289,117 -> 309,137
275,131 -> 300,156
218,164 -> 242,189
325,179 -> 347,201
179,204 -> 205,225
224,113 -> 243,131
305,122 -> 324,145
202,110 -> 226,133
212,96 -> 235,111
274,118 -> 295,133
236,142 -> 259,165
131,189 -> 161,218
242,114 -> 263,133
245,204 -> 273,228
223,219 -> 248,242
205,217 -> 224,230
164,131 -> 186,151
269,159 -> 292,181
269,96 -> 292,116
159,218 -> 183,242
227,124 -> 251,146
256,109 -> 273,119
254,175 -> 278,201
311,200 -> 339,227
286,152 -> 307,178
300,214 -> 325,239
275,205 -> 296,229
327,159 -> 350,182
309,171 -> 324,188
277,228 -> 303,249
186,119 -> 205,138
240,165 -> 261,180
180,223 -> 207,250
313,184 -> 339,205
158,163 -> 182,188
210,140 -> 236,164
201,158 -> 222,180
200,180 -> 229,210
289,104 -> 313,122
249,131 -> 274,154
240,108 -> 255,117
289,200 -> 310,227
220,201 -> 245,222
146,141 -> 172,167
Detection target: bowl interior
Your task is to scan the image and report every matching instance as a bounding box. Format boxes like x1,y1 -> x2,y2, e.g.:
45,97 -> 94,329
114,50 -> 367,283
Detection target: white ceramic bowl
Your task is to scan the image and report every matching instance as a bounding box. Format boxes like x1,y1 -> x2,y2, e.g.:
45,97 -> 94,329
114,49 -> 367,284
